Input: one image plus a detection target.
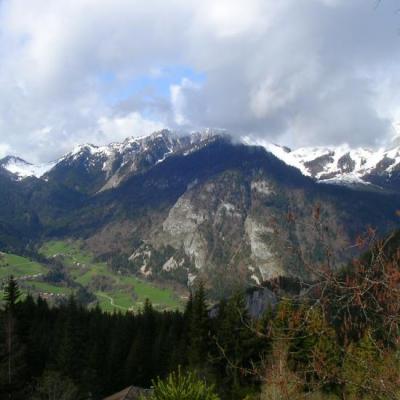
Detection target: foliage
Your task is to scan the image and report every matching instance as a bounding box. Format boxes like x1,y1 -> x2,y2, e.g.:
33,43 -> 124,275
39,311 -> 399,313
32,371 -> 78,400
3,275 -> 21,310
0,284 -> 187,398
1,229 -> 400,400
260,229 -> 400,400
146,368 -> 220,400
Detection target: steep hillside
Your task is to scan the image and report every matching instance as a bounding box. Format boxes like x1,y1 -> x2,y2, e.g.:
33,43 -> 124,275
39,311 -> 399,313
42,129 -> 221,194
0,172 -> 42,250
0,133 -> 399,298
50,139 -> 399,297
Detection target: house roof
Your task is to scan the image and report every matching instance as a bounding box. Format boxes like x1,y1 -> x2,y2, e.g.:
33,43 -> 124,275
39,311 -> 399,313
103,386 -> 152,400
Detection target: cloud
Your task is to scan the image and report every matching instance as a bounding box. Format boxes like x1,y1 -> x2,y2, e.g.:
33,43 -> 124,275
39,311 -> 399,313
173,0 -> 400,148
0,0 -> 399,161
0,143 -> 11,158
97,112 -> 164,140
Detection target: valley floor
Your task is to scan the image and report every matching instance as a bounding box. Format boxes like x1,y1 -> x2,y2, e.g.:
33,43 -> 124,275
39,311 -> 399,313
0,240 -> 183,312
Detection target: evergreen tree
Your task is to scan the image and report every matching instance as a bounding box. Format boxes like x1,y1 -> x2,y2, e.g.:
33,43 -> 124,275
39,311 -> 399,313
212,292 -> 264,399
3,276 -> 21,311
288,305 -> 340,393
55,296 -> 87,393
0,276 -> 27,400
32,370 -> 78,400
125,299 -> 157,387
188,283 -> 211,370
172,291 -> 193,367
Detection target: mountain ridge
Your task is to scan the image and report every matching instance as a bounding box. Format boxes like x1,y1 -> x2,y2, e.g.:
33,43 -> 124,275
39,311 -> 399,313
0,130 -> 399,297
260,140 -> 400,191
2,129 -> 400,193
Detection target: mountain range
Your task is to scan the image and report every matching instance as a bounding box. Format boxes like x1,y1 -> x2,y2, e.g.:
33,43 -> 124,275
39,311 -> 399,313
3,130 -> 400,193
0,130 -> 399,297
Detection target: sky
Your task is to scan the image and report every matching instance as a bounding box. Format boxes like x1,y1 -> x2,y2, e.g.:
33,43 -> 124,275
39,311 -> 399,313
0,0 -> 400,162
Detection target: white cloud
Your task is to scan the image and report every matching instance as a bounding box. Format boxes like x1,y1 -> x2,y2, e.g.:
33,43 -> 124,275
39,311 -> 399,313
0,143 -> 10,158
170,78 -> 201,126
0,0 -> 399,161
98,112 -> 164,140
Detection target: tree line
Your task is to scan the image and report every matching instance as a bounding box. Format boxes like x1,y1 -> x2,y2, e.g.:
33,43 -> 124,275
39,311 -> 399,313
1,229 -> 400,400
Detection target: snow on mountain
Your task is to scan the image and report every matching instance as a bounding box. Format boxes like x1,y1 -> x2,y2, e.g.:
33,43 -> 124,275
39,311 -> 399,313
42,129 -> 224,193
0,156 -> 55,179
0,129 -> 223,190
60,129 -> 222,168
257,140 -> 400,189
3,129 -> 400,192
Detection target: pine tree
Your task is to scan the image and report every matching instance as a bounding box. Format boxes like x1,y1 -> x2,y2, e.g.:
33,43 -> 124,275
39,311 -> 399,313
3,276 -> 21,311
32,370 -> 78,400
0,276 -> 27,400
56,297 -> 85,384
213,292 -> 263,399
288,305 -> 340,393
125,299 -> 157,387
173,291 -> 194,367
188,283 -> 211,370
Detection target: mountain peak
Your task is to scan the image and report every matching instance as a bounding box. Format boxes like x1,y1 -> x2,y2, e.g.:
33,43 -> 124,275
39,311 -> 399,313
4,129 -> 400,192
261,141 -> 400,190
42,129 -> 224,194
0,155 -> 54,179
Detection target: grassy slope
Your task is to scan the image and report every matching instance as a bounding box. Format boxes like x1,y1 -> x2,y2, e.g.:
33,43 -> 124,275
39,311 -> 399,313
39,240 -> 182,312
0,252 -> 74,301
23,280 -> 73,295
0,253 -> 47,279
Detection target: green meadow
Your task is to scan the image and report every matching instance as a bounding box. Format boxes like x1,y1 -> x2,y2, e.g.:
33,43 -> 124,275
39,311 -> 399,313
0,253 -> 47,279
39,240 -> 182,312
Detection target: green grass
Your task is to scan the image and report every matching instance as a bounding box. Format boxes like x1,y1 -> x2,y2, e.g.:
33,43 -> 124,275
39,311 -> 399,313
0,252 -> 71,304
0,253 -> 47,279
39,240 -> 183,312
40,240 -> 92,266
22,281 -> 73,296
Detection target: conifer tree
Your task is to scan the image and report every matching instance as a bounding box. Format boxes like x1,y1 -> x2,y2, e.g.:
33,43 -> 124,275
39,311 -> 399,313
3,275 -> 21,311
213,292 -> 263,399
0,276 -> 27,400
288,305 -> 340,393
33,370 -> 78,400
125,299 -> 157,387
188,283 -> 211,370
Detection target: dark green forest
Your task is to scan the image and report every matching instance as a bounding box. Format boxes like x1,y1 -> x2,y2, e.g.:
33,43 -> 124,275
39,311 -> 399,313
1,230 -> 400,400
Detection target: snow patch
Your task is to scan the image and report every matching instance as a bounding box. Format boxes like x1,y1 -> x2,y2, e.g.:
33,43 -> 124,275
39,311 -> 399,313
1,156 -> 55,179
244,136 -> 400,188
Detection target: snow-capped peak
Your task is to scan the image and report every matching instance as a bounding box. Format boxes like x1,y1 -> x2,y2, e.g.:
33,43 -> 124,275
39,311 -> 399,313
0,156 -> 55,179
252,139 -> 400,189
2,129 -> 400,192
42,129 -> 223,193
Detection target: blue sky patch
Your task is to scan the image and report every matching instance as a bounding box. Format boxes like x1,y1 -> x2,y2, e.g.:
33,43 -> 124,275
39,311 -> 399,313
99,65 -> 205,106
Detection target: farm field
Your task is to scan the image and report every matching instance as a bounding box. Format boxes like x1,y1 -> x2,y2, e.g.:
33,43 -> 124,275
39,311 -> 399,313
39,240 -> 183,312
0,252 -> 47,279
0,253 -> 60,303
23,280 -> 73,296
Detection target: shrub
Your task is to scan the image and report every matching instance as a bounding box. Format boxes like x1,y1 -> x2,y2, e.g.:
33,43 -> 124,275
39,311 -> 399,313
145,368 -> 219,400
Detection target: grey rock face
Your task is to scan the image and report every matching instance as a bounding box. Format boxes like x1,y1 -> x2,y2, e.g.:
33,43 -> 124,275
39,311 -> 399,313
337,153 -> 356,173
246,287 -> 278,318
304,153 -> 335,176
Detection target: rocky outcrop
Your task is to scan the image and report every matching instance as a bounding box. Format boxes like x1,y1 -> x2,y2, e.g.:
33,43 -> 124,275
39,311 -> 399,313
246,286 -> 278,318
